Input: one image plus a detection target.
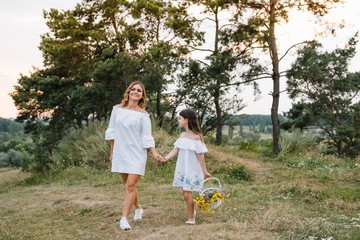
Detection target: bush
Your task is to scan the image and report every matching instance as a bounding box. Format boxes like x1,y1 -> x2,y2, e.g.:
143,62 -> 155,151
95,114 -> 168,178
241,131 -> 260,142
238,141 -> 261,152
227,136 -> 241,146
52,122 -> 109,169
0,149 -> 31,169
280,129 -> 319,155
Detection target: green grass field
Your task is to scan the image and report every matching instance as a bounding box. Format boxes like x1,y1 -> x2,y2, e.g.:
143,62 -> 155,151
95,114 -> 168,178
1,145 -> 360,240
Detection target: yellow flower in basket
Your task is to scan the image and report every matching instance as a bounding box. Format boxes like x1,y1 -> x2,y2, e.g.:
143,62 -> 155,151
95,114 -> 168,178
193,178 -> 229,213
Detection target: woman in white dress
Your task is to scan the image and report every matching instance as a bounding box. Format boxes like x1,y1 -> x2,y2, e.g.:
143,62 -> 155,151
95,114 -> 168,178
161,109 -> 212,225
105,81 -> 162,230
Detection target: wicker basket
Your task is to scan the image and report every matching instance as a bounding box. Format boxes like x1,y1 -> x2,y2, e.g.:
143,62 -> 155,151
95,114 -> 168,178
201,177 -> 223,209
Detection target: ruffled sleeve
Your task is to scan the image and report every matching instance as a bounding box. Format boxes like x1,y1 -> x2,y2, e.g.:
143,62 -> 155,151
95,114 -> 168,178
105,107 -> 116,140
174,138 -> 208,153
140,114 -> 155,148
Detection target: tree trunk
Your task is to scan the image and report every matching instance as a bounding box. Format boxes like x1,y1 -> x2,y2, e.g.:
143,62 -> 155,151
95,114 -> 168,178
269,0 -> 282,154
214,5 -> 222,146
228,125 -> 234,139
214,93 -> 222,145
214,75 -> 222,145
156,88 -> 163,128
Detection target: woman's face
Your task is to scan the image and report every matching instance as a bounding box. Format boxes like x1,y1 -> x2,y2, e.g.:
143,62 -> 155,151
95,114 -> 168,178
128,84 -> 143,102
178,115 -> 188,128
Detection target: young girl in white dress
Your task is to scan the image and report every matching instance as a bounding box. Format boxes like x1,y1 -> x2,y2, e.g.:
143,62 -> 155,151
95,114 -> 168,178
105,81 -> 162,230
162,109 -> 212,224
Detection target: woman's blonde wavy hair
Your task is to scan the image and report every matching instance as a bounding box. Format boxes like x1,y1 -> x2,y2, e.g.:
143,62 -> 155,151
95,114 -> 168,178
120,81 -> 147,109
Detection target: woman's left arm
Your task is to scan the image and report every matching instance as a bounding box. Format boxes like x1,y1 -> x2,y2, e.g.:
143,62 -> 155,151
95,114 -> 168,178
141,115 -> 161,161
149,147 -> 162,161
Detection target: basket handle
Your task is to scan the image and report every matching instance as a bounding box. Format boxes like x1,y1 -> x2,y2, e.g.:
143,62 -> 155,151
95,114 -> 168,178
203,177 -> 222,188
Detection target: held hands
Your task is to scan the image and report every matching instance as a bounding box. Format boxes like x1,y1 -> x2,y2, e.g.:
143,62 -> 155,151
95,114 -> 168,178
159,156 -> 168,163
152,152 -> 163,162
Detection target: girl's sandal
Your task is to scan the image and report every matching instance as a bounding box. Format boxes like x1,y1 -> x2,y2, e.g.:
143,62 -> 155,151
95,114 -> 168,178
185,219 -> 195,225
185,209 -> 196,225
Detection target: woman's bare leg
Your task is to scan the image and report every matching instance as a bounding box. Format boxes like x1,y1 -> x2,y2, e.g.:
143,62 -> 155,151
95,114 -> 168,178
120,173 -> 141,209
121,173 -> 141,217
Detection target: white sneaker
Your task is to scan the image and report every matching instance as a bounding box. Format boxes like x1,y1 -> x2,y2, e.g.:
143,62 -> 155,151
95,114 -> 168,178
119,217 -> 131,230
133,208 -> 143,220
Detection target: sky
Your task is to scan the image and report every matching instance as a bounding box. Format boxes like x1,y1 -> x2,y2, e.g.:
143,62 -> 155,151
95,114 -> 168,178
0,0 -> 359,119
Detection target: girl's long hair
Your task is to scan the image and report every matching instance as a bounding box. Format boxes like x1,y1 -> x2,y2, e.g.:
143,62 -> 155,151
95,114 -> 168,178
120,81 -> 147,109
179,109 -> 203,139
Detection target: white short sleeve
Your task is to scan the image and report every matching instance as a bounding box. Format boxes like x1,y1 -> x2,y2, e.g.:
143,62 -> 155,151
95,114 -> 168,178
173,138 -> 208,153
141,114 -> 155,148
194,141 -> 208,153
105,107 -> 116,140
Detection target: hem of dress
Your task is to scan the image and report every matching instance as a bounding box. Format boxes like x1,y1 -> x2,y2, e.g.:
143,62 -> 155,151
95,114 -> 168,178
172,185 -> 201,192
112,170 -> 144,176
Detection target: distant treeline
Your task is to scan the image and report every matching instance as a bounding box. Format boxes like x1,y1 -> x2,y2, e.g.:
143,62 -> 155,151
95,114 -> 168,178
224,114 -> 286,126
0,118 -> 33,169
0,117 -> 23,134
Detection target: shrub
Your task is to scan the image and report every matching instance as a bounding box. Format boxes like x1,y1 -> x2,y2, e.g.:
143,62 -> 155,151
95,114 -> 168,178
0,149 -> 31,169
213,165 -> 252,184
238,141 -> 261,152
52,122 -> 109,169
280,129 -> 319,155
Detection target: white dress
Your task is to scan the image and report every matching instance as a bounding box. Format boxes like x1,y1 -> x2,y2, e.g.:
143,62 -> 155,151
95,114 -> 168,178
105,106 -> 155,176
172,138 -> 208,192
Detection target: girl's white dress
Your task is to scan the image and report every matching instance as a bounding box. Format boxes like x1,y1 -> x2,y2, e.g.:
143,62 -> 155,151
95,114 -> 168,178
105,106 -> 155,176
172,138 -> 208,192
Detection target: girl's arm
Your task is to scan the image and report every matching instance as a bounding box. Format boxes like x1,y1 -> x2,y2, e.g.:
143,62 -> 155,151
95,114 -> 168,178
197,153 -> 212,178
163,148 -> 179,162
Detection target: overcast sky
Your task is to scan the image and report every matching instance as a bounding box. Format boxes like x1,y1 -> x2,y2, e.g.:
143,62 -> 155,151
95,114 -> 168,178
1,0 -> 359,118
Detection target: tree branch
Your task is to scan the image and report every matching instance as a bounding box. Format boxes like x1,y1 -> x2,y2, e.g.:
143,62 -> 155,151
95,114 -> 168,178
279,40 -> 313,62
188,45 -> 214,53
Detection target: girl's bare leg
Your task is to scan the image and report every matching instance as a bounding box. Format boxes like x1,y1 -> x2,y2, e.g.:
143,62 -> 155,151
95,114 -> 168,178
183,190 -> 195,220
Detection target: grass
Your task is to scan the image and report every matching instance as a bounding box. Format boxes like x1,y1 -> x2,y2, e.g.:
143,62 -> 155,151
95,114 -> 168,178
1,144 -> 360,239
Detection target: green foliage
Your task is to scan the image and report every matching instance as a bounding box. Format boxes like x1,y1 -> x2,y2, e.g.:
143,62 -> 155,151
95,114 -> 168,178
0,149 -> 32,169
0,118 -> 34,169
225,114 -> 286,127
285,34 -> 360,158
0,117 -> 23,133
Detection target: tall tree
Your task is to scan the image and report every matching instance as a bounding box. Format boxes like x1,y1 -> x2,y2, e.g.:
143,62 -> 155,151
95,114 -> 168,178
284,35 -> 360,157
131,0 -> 203,127
238,0 -> 344,154
11,0 -> 203,170
183,0 -> 262,145
11,0 -> 149,170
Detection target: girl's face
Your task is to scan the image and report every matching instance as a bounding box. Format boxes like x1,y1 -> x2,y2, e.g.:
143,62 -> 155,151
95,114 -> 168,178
128,84 -> 143,102
178,115 -> 188,128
